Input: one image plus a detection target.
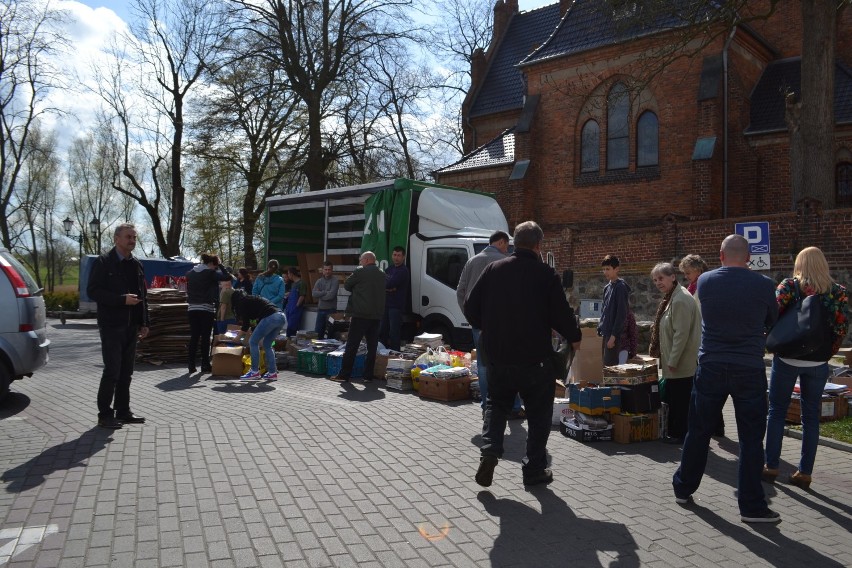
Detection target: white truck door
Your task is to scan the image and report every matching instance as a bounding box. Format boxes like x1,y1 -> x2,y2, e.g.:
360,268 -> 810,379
419,245 -> 470,334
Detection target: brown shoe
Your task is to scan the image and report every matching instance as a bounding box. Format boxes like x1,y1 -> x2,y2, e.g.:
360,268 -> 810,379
789,471 -> 811,490
761,467 -> 779,483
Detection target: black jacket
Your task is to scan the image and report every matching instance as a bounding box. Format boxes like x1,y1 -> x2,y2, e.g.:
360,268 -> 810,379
87,248 -> 150,328
231,292 -> 280,331
186,264 -> 231,306
464,248 -> 581,366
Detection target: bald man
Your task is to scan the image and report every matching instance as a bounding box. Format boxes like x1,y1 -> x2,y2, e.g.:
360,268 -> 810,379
328,251 -> 386,384
672,234 -> 780,523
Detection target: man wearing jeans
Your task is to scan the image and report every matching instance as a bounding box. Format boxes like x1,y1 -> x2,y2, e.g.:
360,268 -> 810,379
456,231 -> 522,419
672,234 -> 779,523
465,221 -> 581,487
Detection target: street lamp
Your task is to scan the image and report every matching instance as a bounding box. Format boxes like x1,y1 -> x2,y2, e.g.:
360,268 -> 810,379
62,217 -> 100,260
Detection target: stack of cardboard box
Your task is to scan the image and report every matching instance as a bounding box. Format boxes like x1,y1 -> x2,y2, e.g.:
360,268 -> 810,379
602,362 -> 662,443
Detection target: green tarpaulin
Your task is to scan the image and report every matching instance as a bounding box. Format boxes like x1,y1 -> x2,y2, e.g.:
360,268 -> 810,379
361,189 -> 412,270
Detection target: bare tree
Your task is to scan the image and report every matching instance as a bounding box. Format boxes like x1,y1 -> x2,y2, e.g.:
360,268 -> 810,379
230,0 -> 415,192
93,0 -> 227,257
191,33 -> 307,268
0,0 -> 65,249
426,0 -> 494,95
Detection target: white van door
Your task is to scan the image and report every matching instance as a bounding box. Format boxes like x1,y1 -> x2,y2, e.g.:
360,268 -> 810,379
419,245 -> 470,333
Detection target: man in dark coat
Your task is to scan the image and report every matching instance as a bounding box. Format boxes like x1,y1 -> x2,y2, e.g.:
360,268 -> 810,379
465,221 -> 582,487
87,223 -> 149,429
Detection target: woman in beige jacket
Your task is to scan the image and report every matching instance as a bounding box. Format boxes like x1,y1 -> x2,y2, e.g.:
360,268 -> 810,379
649,262 -> 702,443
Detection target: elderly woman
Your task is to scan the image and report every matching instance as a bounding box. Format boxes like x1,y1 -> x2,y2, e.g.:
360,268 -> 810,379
678,254 -> 709,295
763,247 -> 849,489
649,262 -> 702,444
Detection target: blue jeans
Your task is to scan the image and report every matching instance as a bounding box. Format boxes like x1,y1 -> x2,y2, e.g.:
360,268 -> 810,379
673,362 -> 769,516
482,360 -> 554,474
380,306 -> 402,351
314,309 -> 334,339
472,328 -> 520,412
248,312 -> 286,373
765,358 -> 829,475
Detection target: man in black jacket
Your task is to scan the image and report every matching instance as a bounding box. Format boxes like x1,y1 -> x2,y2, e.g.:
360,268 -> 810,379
87,224 -> 150,429
464,221 -> 582,487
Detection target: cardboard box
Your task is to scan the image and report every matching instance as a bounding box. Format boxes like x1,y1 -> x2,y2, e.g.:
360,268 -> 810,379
568,383 -> 621,415
618,381 -> 662,413
602,363 -> 658,385
374,354 -> 389,379
835,347 -> 852,365
568,327 -> 603,383
211,345 -> 245,377
418,376 -> 472,401
613,413 -> 659,444
786,395 -> 848,423
552,398 -> 573,425
559,418 -> 613,442
555,380 -> 567,398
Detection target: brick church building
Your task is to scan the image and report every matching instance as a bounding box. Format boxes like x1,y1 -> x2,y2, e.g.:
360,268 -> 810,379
434,0 -> 852,313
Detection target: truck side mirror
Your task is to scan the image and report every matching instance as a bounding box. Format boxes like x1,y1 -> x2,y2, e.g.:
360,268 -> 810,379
562,269 -> 574,289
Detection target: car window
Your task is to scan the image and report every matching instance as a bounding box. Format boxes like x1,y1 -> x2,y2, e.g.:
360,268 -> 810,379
0,250 -> 42,295
426,247 -> 469,290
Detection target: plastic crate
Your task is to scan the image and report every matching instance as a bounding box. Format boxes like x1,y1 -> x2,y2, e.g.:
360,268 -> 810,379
297,350 -> 327,375
326,352 -> 365,379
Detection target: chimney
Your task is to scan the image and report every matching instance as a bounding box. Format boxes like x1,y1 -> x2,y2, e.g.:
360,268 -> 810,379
492,0 -> 520,44
471,48 -> 487,90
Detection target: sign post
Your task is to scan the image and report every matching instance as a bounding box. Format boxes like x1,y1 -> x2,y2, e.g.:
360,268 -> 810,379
735,222 -> 771,271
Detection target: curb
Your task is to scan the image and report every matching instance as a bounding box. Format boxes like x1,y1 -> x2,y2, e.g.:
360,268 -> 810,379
784,426 -> 852,453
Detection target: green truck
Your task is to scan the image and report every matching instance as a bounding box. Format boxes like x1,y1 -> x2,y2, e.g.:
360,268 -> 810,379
264,178 -> 510,347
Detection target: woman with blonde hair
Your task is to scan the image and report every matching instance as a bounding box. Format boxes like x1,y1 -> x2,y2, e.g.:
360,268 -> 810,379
763,247 -> 848,489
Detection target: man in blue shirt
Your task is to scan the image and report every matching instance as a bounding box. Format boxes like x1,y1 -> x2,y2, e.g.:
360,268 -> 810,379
672,234 -> 780,523
380,246 -> 409,351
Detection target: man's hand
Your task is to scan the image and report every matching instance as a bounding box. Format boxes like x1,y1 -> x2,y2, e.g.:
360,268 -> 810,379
124,294 -> 141,306
138,326 -> 149,339
607,335 -> 616,349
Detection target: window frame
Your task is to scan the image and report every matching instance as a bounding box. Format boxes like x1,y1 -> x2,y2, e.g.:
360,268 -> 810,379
580,119 -> 601,173
837,161 -> 852,206
606,82 -> 630,171
636,110 -> 659,167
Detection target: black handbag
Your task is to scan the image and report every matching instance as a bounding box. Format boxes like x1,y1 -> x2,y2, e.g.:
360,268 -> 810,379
766,281 -> 832,360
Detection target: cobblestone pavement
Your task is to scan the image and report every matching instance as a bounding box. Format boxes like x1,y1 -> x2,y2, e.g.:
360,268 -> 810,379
0,319 -> 850,567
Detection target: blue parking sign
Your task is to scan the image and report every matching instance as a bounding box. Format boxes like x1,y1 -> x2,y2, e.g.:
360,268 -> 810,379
735,222 -> 770,254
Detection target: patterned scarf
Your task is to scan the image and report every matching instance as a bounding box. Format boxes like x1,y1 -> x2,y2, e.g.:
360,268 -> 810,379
649,284 -> 677,358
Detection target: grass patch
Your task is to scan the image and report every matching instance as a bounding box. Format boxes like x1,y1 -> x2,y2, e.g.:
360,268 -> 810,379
789,416 -> 852,444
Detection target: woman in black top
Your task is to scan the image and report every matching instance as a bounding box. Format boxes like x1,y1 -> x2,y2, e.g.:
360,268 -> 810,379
186,254 -> 233,374
235,267 -> 253,292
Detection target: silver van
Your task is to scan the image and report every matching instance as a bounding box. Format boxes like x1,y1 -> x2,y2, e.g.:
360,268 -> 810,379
0,248 -> 49,400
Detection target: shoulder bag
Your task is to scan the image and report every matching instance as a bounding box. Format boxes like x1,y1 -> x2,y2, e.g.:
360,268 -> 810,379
766,281 -> 832,360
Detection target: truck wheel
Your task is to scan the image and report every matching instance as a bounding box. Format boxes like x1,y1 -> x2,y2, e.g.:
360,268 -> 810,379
423,319 -> 453,346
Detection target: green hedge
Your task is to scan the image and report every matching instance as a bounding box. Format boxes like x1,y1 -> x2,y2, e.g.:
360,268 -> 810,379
44,291 -> 79,311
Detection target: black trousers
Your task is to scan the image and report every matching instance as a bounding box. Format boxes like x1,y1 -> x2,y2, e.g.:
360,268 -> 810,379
97,324 -> 139,418
482,360 -> 555,474
663,376 -> 694,439
188,310 -> 215,369
339,317 -> 380,379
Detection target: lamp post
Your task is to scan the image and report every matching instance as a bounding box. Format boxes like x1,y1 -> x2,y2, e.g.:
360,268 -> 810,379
63,217 -> 100,279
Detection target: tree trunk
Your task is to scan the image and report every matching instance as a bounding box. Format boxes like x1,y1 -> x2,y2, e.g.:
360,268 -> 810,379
797,0 -> 837,206
305,99 -> 328,191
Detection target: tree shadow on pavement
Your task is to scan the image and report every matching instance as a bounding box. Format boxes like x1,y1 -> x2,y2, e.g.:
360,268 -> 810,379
478,488 -> 640,567
688,501 -> 846,567
337,381 -> 386,402
1,427 -> 114,493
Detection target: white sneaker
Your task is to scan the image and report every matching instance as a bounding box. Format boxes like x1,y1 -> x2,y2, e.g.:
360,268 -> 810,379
240,370 -> 261,380
261,372 -> 278,381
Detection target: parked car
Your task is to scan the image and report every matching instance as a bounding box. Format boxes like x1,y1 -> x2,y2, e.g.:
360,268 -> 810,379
0,248 -> 49,400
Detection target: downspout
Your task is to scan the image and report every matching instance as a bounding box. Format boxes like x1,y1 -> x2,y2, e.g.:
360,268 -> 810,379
465,114 -> 478,153
722,27 -> 737,218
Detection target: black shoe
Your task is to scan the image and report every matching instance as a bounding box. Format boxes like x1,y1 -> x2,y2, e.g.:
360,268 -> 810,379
98,417 -> 123,429
741,509 -> 781,524
523,468 -> 553,486
327,375 -> 349,383
116,413 -> 146,424
362,376 -> 373,383
475,455 -> 499,487
188,366 -> 197,374
200,366 -> 212,374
